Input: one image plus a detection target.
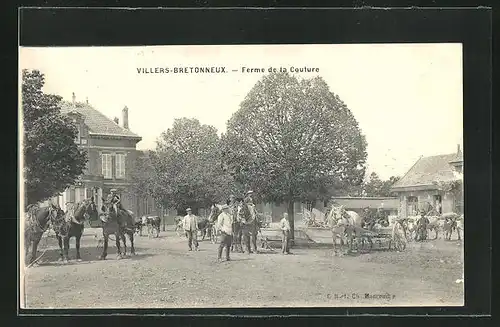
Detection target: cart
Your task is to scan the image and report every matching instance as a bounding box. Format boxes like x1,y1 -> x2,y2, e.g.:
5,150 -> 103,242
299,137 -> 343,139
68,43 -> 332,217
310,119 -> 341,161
354,220 -> 407,252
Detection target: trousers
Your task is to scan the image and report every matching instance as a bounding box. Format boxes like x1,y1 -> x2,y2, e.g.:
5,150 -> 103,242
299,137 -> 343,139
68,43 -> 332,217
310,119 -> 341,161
282,230 -> 290,253
186,230 -> 198,250
218,232 -> 233,260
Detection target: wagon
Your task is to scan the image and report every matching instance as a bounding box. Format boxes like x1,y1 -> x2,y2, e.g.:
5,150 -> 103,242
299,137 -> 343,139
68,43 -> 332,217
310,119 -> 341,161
352,221 -> 407,252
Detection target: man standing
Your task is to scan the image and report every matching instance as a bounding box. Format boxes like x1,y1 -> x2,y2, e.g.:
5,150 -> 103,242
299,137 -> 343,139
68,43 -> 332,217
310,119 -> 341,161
183,208 -> 199,251
242,191 -> 258,254
280,213 -> 292,254
107,189 -> 125,214
217,205 -> 233,262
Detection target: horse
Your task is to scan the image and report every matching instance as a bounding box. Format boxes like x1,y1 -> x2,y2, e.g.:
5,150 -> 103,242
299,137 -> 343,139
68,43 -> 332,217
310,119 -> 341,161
442,213 -> 463,240
326,205 -> 364,256
196,216 -> 211,240
146,216 -> 161,238
174,216 -> 184,237
99,200 -> 136,260
24,203 -> 65,266
239,202 -> 259,253
54,199 -> 98,263
207,205 -> 222,244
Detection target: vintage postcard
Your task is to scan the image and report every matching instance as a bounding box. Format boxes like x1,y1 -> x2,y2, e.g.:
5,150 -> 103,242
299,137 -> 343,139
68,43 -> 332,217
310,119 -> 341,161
19,44 -> 464,309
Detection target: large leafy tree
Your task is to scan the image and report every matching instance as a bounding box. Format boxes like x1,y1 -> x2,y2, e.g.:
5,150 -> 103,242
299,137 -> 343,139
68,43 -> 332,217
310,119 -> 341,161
364,173 -> 400,197
22,69 -> 88,206
134,118 -> 232,215
223,72 -> 367,239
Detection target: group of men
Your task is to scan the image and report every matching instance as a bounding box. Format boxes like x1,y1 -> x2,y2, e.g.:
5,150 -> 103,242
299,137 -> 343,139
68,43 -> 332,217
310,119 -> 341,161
181,190 -> 292,262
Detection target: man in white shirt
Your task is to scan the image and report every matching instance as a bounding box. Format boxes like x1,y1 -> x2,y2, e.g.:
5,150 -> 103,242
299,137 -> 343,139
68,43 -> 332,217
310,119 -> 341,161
183,208 -> 199,251
217,205 -> 233,262
280,213 -> 292,254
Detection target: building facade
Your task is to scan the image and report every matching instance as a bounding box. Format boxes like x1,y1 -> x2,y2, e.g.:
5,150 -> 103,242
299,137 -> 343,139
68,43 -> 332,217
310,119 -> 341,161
391,146 -> 463,218
50,94 -> 144,216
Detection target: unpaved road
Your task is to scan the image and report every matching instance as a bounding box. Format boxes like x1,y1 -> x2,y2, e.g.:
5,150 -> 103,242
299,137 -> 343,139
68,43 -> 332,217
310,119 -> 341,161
22,227 -> 464,308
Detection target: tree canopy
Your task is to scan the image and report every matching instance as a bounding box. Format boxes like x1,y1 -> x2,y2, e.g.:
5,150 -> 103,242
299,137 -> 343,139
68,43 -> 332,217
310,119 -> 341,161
132,118 -> 233,214
223,72 -> 368,237
22,69 -> 88,206
363,173 -> 400,197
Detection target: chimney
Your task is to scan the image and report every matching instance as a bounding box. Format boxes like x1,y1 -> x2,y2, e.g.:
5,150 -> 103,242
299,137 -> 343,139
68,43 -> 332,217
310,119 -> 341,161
122,106 -> 129,130
113,117 -> 119,125
72,92 -> 76,106
457,144 -> 461,154
86,97 -> 89,104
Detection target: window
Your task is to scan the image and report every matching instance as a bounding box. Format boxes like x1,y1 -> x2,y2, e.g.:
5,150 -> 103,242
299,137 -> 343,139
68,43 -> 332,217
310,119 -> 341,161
433,195 -> 442,214
69,188 -> 75,203
116,153 -> 126,179
407,196 -> 418,216
102,153 -> 113,179
74,126 -> 81,144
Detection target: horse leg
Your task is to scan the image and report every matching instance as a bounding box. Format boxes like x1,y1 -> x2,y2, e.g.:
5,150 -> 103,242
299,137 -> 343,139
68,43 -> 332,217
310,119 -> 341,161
116,234 -> 123,259
129,232 -> 136,255
29,234 -> 42,265
57,235 -> 64,261
100,234 -> 108,260
63,236 -> 70,263
76,234 -> 82,261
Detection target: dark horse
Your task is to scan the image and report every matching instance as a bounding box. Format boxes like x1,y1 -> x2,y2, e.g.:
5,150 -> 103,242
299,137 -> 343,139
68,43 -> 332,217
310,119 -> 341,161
99,200 -> 136,260
239,203 -> 259,254
55,199 -> 98,263
24,203 -> 65,266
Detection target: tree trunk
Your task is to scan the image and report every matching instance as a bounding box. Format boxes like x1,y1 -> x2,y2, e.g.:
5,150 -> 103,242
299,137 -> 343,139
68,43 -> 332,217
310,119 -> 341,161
287,200 -> 295,245
161,206 -> 166,232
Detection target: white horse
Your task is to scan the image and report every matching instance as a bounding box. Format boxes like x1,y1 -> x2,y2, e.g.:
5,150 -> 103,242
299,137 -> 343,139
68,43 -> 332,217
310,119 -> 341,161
326,205 -> 363,256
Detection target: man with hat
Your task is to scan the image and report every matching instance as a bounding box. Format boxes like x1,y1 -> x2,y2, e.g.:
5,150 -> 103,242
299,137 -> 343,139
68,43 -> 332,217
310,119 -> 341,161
374,203 -> 389,227
182,208 -> 199,251
106,189 -> 126,217
244,190 -> 254,205
217,204 -> 233,262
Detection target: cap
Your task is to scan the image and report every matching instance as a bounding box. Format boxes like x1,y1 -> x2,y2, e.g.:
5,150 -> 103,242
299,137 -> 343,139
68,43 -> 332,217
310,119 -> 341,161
110,189 -> 117,192
221,205 -> 230,210
186,208 -> 192,212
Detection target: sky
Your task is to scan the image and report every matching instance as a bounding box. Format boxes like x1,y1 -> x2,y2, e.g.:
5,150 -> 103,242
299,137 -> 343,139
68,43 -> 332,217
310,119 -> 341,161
19,44 -> 463,180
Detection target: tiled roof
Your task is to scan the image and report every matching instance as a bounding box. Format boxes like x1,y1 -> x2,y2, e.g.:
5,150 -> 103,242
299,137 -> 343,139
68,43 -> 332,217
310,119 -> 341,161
331,197 -> 399,209
59,101 -> 141,139
392,153 -> 458,189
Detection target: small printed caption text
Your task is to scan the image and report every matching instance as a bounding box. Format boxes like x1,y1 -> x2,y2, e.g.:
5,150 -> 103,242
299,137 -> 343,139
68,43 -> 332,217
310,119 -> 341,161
136,66 -> 320,74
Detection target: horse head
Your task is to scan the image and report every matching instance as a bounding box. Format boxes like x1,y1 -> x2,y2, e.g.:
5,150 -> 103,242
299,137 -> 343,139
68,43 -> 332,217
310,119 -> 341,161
50,204 -> 68,235
101,200 -> 118,219
73,199 -> 98,223
208,205 -> 222,223
327,205 -> 346,227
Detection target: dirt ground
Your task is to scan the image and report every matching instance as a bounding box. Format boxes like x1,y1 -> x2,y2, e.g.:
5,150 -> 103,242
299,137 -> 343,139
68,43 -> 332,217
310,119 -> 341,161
22,227 -> 464,308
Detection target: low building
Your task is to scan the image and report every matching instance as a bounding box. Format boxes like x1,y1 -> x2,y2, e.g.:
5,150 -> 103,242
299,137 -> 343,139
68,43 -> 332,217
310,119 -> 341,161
391,145 -> 463,217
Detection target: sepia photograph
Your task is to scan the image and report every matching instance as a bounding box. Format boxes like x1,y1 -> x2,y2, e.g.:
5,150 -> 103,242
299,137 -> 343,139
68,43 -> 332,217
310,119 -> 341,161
19,44 -> 464,309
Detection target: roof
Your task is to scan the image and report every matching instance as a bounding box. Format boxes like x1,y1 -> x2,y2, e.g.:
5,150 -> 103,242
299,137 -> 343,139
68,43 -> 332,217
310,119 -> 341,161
331,197 -> 399,210
392,153 -> 459,190
59,101 -> 141,139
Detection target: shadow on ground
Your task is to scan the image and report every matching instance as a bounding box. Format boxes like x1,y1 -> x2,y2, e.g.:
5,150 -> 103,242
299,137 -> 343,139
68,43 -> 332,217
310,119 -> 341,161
26,246 -> 154,266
